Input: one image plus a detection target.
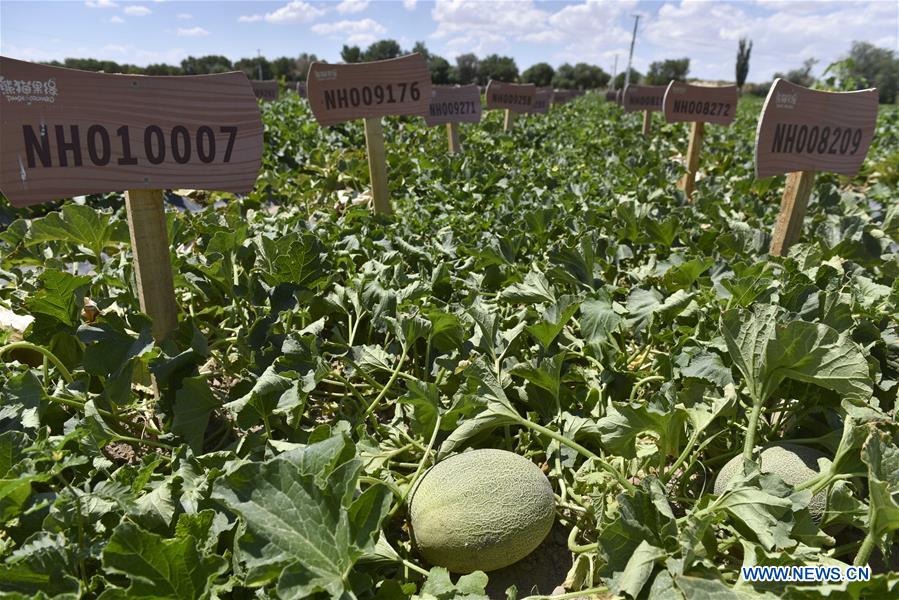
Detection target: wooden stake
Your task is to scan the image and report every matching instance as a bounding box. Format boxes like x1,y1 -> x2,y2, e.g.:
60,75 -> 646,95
642,110 -> 652,136
125,189 -> 178,342
447,122 -> 461,154
503,109 -> 514,132
363,116 -> 390,215
769,170 -> 816,256
677,121 -> 705,199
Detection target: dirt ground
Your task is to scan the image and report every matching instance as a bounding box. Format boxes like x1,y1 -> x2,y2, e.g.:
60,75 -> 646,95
484,524 -> 574,598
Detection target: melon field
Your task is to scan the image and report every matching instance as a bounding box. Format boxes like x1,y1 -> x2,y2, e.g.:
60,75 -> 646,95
1,93 -> 897,599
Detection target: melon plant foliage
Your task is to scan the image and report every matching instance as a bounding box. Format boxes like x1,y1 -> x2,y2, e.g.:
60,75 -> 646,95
0,93 -> 897,599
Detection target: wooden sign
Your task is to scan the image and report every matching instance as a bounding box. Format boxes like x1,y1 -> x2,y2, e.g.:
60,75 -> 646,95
755,78 -> 878,179
623,84 -> 665,113
662,82 -> 738,126
756,79 -> 878,256
0,57 -> 264,343
485,80 -> 536,113
251,80 -> 279,101
424,84 -> 481,126
663,83 -> 738,199
0,56 -> 263,207
425,84 -> 481,155
305,53 -> 431,127
553,89 -> 577,106
530,87 -> 552,114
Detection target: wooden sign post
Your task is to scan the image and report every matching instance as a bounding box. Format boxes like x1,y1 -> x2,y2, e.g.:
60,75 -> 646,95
553,89 -> 582,106
755,78 -> 878,255
251,80 -> 279,101
531,87 -> 552,114
424,84 -> 482,154
485,80 -> 536,132
0,57 -> 263,342
623,84 -> 666,136
663,82 -> 738,199
306,54 -> 431,214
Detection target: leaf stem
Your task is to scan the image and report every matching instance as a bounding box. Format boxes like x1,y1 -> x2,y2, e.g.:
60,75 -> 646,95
628,374 -> 664,402
743,400 -> 764,460
521,587 -> 609,600
854,529 -> 877,567
514,416 -> 636,492
567,525 -> 598,553
363,341 -> 410,419
391,413 -> 441,517
0,342 -> 74,384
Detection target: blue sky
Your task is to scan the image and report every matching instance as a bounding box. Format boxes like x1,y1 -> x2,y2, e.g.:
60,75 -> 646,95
2,1 -> 897,82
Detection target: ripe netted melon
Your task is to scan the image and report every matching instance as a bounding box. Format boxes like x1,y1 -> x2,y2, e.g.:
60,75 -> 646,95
409,448 -> 555,573
714,443 -> 831,520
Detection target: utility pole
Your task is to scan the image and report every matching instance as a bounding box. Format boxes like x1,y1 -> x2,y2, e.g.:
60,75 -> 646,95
624,14 -> 640,91
611,54 -> 619,91
257,49 -> 263,81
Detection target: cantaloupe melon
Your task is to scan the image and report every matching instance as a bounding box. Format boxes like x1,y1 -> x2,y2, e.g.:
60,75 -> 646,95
409,448 -> 555,573
714,443 -> 831,520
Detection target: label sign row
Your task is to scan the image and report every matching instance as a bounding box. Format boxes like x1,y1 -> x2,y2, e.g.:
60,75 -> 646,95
306,53 -> 432,126
0,57 -> 264,207
425,84 -> 481,126
755,78 -> 877,178
485,80 -> 536,112
663,82 -> 738,126
623,84 -> 665,113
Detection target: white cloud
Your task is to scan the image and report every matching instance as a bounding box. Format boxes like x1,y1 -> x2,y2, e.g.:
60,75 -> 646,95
177,26 -> 210,37
239,1 -> 326,24
431,0 -> 635,63
337,0 -> 369,14
641,0 -> 897,81
123,5 -> 151,16
101,44 -> 129,54
403,0 -> 417,9
176,12 -> 192,20
109,15 -> 125,23
312,18 -> 386,46
85,0 -> 118,8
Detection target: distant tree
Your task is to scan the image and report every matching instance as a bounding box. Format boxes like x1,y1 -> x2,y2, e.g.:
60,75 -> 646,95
145,63 -> 181,76
341,45 -> 363,63
412,41 -> 430,59
453,53 -> 479,84
573,62 -> 609,89
413,41 -> 452,84
235,57 -> 272,80
614,68 -> 641,89
522,62 -> 555,87
736,38 -> 752,94
63,58 -> 127,73
364,39 -> 402,61
477,54 -> 518,85
429,55 -> 452,84
295,53 -> 318,81
552,63 -> 577,89
645,59 -> 689,85
842,42 -> 898,103
181,55 -> 233,75
774,58 -> 817,88
270,56 -> 295,80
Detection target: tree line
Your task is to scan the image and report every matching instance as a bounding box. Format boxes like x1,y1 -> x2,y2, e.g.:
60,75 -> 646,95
42,39 -> 895,102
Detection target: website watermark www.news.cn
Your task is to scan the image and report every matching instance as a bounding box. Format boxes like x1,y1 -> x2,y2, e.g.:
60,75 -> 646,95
740,565 -> 871,583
